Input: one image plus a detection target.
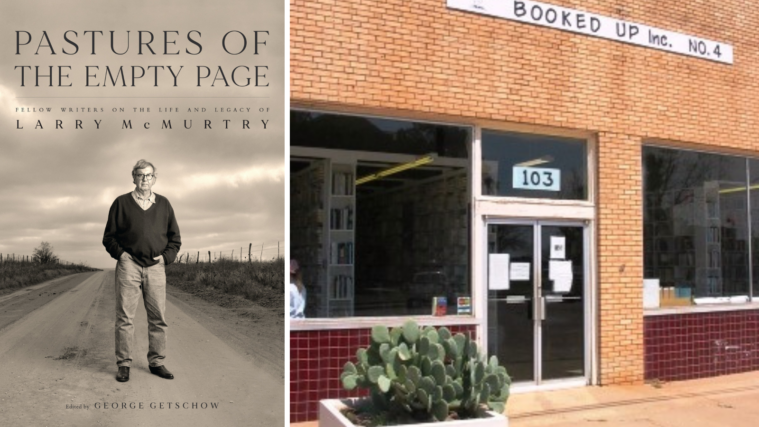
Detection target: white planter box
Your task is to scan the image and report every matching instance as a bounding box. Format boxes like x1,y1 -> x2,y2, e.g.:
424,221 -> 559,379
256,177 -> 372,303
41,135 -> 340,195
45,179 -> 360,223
319,398 -> 508,427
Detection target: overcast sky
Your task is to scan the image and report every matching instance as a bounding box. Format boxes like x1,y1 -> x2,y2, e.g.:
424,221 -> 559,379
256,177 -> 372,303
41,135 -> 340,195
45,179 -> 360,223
0,0 -> 284,268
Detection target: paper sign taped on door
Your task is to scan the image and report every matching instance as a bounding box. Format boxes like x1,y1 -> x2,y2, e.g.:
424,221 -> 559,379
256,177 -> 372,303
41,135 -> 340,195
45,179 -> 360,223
488,253 -> 510,290
549,260 -> 573,292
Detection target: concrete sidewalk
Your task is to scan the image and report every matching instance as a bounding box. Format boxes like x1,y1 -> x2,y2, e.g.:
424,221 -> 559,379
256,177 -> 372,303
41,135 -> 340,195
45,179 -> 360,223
292,371 -> 759,426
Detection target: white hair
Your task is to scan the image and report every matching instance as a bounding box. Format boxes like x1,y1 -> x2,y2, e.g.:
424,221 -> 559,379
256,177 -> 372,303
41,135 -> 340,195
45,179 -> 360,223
132,159 -> 157,176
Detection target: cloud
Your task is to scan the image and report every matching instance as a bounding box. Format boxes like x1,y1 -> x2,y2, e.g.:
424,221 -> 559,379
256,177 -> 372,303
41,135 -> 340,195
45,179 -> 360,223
0,0 -> 285,268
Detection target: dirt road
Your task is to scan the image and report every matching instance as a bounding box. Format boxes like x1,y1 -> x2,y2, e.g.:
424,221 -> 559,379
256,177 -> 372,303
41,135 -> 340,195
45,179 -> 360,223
0,270 -> 283,427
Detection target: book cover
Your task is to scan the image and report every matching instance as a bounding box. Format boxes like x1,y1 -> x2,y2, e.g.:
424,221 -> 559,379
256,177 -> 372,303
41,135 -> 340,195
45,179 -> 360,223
0,0 -> 285,425
432,296 -> 448,316
456,296 -> 472,315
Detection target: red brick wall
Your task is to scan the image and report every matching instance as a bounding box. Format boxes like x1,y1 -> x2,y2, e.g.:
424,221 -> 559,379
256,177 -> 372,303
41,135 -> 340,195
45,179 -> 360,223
291,0 -> 759,389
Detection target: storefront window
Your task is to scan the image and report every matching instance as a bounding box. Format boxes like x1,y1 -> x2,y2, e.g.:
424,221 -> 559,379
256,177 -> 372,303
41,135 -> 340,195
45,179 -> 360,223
290,111 -> 471,319
481,131 -> 588,200
643,147 -> 750,306
750,159 -> 759,297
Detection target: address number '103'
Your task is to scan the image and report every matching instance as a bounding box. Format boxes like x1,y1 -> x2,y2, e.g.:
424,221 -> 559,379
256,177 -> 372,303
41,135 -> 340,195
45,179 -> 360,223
512,166 -> 561,191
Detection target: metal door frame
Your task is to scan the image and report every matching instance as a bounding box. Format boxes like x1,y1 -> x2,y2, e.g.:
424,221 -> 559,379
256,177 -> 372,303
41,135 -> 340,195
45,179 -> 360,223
483,217 -> 590,389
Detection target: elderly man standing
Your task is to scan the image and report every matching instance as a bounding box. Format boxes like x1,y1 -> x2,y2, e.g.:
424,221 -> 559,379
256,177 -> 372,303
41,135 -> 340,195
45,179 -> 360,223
103,159 -> 181,383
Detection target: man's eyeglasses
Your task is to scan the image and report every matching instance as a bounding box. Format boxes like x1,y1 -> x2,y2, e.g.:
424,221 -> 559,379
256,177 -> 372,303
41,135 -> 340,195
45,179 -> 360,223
134,174 -> 155,180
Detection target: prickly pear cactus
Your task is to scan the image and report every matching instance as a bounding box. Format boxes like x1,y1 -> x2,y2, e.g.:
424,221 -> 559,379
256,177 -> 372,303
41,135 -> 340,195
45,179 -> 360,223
340,320 -> 511,422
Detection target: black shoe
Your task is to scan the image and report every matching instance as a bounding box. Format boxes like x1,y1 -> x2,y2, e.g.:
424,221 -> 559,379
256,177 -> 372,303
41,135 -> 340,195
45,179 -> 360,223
149,365 -> 174,380
116,366 -> 130,382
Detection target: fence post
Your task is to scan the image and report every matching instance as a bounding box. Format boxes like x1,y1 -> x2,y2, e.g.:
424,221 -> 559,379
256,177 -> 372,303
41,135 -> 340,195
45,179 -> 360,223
260,243 -> 264,261
248,244 -> 252,263
197,251 -> 199,264
208,251 -> 211,263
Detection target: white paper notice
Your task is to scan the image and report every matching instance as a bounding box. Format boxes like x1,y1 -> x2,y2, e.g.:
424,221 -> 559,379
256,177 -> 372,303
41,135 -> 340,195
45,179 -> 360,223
643,279 -> 660,308
488,254 -> 510,290
554,279 -> 572,293
510,263 -> 530,281
550,236 -> 566,259
549,260 -> 573,292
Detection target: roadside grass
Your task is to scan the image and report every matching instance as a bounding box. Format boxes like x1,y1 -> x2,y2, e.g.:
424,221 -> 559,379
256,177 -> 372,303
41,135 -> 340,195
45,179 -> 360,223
165,258 -> 284,310
0,261 -> 99,292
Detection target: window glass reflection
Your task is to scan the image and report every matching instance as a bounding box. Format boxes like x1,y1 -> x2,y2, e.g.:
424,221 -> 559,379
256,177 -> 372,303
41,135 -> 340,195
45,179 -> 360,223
481,131 -> 587,200
290,111 -> 472,318
749,159 -> 759,297
643,147 -> 749,304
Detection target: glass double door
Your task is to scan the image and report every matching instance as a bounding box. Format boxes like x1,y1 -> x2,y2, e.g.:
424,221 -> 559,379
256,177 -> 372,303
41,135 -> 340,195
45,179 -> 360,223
486,220 -> 587,385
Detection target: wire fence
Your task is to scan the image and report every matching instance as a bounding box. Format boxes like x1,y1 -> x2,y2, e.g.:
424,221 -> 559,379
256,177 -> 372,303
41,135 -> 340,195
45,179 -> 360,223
0,254 -> 84,267
175,241 -> 283,264
0,254 -> 31,264
1,239 -> 283,266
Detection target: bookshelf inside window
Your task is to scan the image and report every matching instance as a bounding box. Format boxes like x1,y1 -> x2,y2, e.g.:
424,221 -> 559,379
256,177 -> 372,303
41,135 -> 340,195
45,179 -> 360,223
327,162 -> 356,317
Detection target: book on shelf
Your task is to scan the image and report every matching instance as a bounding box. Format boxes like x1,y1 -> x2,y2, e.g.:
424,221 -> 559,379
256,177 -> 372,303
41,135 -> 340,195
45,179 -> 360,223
331,275 -> 353,299
456,296 -> 472,315
330,207 -> 354,230
432,296 -> 447,316
331,172 -> 354,196
330,241 -> 354,265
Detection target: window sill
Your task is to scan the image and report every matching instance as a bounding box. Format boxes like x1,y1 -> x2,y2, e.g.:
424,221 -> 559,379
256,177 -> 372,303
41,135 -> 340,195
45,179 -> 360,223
644,302 -> 759,317
475,195 -> 594,207
289,315 -> 479,331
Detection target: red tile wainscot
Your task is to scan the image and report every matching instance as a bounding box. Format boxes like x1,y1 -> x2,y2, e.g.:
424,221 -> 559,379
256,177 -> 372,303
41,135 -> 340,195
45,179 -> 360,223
644,310 -> 759,382
289,325 -> 478,423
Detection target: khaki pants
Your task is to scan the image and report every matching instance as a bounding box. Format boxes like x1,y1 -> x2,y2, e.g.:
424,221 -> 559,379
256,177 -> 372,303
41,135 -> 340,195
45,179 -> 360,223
114,256 -> 167,368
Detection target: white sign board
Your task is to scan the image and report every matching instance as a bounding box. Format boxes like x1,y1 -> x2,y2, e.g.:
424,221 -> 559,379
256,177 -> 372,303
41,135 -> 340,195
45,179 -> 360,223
447,0 -> 733,64
513,166 -> 560,191
488,253 -> 511,290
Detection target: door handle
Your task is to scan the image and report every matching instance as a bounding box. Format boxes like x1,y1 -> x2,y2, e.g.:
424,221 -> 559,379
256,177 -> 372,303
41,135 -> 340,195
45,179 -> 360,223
538,296 -> 546,321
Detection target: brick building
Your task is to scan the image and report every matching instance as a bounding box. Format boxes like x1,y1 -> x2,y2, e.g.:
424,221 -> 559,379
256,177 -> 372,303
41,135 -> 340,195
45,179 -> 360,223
289,0 -> 759,422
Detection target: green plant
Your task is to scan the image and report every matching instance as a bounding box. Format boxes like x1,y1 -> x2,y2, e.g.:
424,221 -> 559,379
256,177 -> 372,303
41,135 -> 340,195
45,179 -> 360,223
165,257 -> 284,304
0,258 -> 98,292
340,320 -> 511,423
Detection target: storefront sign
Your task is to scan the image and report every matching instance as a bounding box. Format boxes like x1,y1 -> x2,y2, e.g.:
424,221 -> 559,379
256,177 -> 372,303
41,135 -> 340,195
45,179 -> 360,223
447,0 -> 733,64
513,166 -> 560,191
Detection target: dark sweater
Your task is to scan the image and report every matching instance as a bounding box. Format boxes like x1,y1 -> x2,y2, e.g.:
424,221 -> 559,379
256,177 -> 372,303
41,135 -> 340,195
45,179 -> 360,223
103,193 -> 181,267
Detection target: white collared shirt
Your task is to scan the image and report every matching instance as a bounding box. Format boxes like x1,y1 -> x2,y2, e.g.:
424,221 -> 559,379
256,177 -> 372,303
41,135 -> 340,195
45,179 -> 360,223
131,190 -> 156,210
290,280 -> 306,319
